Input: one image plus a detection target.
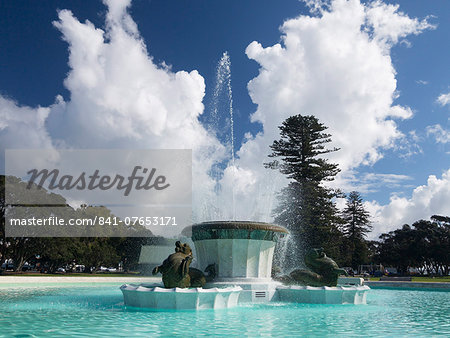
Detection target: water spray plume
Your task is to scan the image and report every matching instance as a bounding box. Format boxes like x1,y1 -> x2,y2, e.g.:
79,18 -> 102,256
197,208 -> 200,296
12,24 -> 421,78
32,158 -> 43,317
211,51 -> 236,220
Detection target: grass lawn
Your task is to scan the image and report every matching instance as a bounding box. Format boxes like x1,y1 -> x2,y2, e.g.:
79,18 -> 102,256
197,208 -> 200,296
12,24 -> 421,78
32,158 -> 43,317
369,276 -> 450,283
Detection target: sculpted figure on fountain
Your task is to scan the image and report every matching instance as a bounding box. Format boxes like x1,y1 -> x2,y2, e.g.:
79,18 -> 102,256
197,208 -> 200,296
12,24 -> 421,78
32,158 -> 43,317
152,241 -> 215,288
278,248 -> 348,287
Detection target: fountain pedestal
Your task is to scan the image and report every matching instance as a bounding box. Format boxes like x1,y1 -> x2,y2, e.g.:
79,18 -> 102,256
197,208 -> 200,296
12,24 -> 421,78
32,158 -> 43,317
205,277 -> 281,302
183,221 -> 289,302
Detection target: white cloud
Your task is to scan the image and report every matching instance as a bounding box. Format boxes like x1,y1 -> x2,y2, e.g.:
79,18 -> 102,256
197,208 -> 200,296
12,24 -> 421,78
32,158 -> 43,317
0,0 -> 441,228
365,0 -> 435,47
0,96 -> 53,151
415,80 -> 428,85
392,129 -> 423,158
366,169 -> 450,239
437,92 -> 450,106
0,0 -> 226,226
303,0 -> 331,14
49,5 -> 214,151
226,0 -> 433,214
361,172 -> 412,188
426,124 -> 450,144
331,170 -> 413,195
213,0 -> 437,223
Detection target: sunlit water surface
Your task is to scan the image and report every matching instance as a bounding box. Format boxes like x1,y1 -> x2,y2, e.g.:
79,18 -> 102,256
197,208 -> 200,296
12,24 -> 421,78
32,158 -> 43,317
0,284 -> 449,337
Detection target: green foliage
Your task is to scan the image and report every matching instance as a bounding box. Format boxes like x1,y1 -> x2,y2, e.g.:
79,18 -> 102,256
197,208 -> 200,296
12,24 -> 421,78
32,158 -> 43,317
340,191 -> 372,268
375,217 -> 450,275
266,115 -> 340,183
266,114 -> 344,264
341,191 -> 371,239
112,237 -> 148,272
1,175 -> 153,273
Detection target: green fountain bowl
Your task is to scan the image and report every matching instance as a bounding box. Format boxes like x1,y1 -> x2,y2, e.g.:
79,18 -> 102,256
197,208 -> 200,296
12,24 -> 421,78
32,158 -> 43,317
182,221 -> 289,242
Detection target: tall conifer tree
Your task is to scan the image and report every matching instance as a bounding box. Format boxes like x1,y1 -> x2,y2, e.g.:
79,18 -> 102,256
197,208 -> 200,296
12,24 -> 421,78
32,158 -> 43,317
341,191 -> 371,269
266,114 -> 343,265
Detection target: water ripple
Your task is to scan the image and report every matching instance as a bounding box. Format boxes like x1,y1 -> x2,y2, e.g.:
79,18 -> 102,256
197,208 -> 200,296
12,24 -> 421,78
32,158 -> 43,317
0,286 -> 449,337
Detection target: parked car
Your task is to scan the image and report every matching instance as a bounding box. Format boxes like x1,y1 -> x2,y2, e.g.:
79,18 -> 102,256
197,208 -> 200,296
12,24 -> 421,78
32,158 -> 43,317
22,263 -> 34,271
74,265 -> 85,272
1,262 -> 14,271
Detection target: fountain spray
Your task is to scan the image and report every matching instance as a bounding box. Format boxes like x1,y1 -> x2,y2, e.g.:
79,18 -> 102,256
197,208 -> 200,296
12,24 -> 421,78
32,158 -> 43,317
211,51 -> 236,220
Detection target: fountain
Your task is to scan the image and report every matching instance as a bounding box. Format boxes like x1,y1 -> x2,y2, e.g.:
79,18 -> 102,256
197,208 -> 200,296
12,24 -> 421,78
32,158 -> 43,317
183,221 -> 289,302
121,221 -> 369,309
120,52 -> 369,311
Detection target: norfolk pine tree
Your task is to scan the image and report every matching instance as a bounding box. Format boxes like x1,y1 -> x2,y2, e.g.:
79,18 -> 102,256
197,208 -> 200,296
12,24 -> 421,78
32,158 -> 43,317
265,114 -> 344,265
341,191 -> 372,269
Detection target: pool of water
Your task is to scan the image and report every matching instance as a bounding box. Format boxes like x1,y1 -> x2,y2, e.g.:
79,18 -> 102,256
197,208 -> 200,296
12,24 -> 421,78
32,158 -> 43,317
0,284 -> 449,337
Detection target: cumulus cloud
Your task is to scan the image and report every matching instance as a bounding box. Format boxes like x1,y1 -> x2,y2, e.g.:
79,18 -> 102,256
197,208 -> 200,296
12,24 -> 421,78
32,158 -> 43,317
0,0 -> 226,226
223,0 -> 434,218
212,0 -> 437,223
242,0 -> 432,174
0,96 -> 52,151
48,3 -> 215,152
366,169 -> 450,239
364,0 -> 435,47
0,96 -> 63,171
437,92 -> 450,106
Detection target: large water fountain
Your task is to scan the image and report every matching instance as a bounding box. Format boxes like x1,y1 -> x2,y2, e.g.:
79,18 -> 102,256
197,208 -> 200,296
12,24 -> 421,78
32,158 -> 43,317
121,221 -> 369,309
121,53 -> 369,310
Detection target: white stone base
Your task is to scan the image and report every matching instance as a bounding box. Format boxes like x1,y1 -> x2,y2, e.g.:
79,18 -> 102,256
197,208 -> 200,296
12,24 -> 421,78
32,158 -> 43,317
276,285 -> 370,304
207,278 -> 282,303
120,284 -> 242,310
194,239 -> 276,278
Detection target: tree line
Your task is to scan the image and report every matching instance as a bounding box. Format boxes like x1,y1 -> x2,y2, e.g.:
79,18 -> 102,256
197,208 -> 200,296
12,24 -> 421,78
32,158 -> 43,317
0,175 -> 155,273
372,216 -> 449,275
1,114 -> 449,275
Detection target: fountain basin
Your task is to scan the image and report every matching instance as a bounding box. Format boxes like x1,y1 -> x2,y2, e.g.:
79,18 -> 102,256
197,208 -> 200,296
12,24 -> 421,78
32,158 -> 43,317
276,285 -> 370,304
120,284 -> 242,310
206,277 -> 282,303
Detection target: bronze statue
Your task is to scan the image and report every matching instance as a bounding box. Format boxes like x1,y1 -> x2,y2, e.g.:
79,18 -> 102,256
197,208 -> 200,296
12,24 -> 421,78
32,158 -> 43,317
278,248 -> 347,287
152,241 -> 193,288
152,241 -> 216,288
187,264 -> 216,287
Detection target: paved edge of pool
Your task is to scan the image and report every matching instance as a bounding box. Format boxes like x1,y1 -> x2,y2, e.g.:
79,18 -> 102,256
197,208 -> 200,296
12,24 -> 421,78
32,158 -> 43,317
0,276 -> 161,286
365,281 -> 450,290
1,277 -> 449,291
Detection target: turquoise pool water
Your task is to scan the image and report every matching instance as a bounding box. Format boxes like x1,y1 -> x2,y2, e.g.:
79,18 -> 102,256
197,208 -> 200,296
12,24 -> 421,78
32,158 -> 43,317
0,284 -> 449,337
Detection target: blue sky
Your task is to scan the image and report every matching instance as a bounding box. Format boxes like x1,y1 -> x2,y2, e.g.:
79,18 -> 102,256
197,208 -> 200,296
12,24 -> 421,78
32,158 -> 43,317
0,0 -> 306,139
0,0 -> 449,237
